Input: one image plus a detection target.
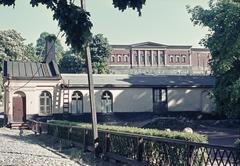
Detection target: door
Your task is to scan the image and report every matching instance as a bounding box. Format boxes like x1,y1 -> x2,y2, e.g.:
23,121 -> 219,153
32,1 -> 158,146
153,88 -> 167,112
13,96 -> 26,122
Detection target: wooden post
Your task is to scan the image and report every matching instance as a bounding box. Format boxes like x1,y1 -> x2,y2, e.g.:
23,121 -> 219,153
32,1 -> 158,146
137,137 -> 144,162
105,133 -> 111,153
80,0 -> 99,152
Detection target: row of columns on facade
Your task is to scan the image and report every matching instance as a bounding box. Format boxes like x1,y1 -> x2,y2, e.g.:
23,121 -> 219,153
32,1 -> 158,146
131,50 -> 166,66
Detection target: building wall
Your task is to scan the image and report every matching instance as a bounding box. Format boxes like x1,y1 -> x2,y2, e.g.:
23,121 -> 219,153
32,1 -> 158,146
66,88 -> 153,113
4,78 -> 215,123
109,46 -> 211,75
4,79 -> 60,122
165,49 -> 190,66
167,88 -> 214,112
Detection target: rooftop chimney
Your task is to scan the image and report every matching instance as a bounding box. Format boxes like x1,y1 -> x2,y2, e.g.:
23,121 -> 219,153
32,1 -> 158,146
45,35 -> 56,63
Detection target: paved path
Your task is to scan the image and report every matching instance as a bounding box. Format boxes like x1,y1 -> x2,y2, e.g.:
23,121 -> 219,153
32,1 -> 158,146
0,128 -> 82,166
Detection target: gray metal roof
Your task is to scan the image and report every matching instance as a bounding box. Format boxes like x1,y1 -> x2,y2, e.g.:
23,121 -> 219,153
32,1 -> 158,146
62,74 -> 215,88
3,61 -> 61,80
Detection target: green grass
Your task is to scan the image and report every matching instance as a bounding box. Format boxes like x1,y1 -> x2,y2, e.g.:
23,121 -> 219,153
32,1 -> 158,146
48,120 -> 208,143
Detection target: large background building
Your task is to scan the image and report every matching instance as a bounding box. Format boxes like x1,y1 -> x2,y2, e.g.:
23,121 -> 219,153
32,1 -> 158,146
109,42 -> 211,75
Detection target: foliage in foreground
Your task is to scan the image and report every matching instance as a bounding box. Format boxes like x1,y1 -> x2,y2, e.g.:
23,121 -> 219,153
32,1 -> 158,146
49,120 -> 208,143
188,1 -> 240,119
0,0 -> 146,53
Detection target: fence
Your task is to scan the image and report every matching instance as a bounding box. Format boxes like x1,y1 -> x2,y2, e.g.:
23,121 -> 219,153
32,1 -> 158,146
29,120 -> 240,166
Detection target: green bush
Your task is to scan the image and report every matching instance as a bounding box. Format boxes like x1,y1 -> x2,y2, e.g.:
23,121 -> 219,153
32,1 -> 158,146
48,120 -> 207,143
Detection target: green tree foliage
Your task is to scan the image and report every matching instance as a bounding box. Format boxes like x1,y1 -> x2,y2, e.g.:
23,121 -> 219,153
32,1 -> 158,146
35,32 -> 64,63
59,50 -> 85,73
60,34 -> 111,74
0,29 -> 25,62
188,0 -> 240,118
0,29 -> 38,64
90,34 -> 112,74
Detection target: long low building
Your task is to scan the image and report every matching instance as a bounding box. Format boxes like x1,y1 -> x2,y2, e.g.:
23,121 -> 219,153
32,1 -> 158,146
3,61 -> 215,125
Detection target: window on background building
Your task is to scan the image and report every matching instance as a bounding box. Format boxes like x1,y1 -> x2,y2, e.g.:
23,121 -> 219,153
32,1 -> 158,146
71,91 -> 83,114
101,91 -> 113,113
111,56 -> 115,62
118,55 -> 122,62
148,55 -> 151,65
135,55 -> 138,64
182,55 -> 186,63
170,55 -> 174,63
40,91 -> 52,114
124,55 -> 128,62
176,55 -> 180,63
161,54 -> 164,63
141,54 -> 145,64
155,55 -> 158,65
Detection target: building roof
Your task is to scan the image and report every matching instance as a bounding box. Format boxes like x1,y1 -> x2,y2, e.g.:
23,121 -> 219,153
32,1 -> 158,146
3,61 -> 61,80
191,48 -> 210,52
62,74 -> 215,88
111,41 -> 207,50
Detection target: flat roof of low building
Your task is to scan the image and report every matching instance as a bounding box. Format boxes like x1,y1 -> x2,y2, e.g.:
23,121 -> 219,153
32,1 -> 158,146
62,74 -> 215,88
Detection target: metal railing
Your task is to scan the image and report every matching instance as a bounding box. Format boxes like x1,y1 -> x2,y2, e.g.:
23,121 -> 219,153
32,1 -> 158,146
29,120 -> 240,166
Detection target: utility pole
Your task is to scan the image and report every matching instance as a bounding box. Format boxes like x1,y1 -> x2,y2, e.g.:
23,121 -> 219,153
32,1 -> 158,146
80,0 -> 99,151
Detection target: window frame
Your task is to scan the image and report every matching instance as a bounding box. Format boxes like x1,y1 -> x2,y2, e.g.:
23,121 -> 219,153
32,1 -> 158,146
39,91 -> 52,115
101,91 -> 113,113
71,91 -> 83,114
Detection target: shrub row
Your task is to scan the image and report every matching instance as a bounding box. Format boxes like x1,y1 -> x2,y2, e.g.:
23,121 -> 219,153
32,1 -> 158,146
48,120 -> 207,143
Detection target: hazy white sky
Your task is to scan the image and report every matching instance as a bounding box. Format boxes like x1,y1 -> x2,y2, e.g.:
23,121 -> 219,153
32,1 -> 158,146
0,0 -> 210,49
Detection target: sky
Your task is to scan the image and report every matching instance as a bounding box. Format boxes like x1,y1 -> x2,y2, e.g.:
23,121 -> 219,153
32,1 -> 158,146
0,0 -> 210,49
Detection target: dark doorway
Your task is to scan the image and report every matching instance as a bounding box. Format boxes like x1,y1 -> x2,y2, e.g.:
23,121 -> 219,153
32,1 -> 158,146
153,88 -> 167,113
12,92 -> 26,122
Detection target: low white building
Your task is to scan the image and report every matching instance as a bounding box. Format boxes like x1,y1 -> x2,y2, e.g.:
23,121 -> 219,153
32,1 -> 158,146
2,61 -> 215,125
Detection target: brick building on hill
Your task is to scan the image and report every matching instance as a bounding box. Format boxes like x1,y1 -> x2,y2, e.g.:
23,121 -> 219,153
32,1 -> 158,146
109,42 -> 211,75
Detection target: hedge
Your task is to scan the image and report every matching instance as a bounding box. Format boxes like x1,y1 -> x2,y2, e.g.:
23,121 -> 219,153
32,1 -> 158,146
48,120 -> 207,143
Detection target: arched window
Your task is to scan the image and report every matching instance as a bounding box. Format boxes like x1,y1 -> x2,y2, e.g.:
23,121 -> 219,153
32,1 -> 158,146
40,91 -> 52,114
176,56 -> 180,63
182,55 -> 186,63
118,55 -> 122,62
124,55 -> 128,62
170,55 -> 174,63
101,91 -> 113,113
111,56 -> 115,62
71,91 -> 83,114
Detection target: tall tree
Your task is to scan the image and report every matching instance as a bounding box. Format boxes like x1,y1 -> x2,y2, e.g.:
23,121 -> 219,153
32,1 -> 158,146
59,50 -> 85,73
59,34 -> 112,74
0,29 -> 25,62
0,29 -> 38,64
90,34 -> 112,74
35,32 -> 64,63
188,0 -> 240,118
